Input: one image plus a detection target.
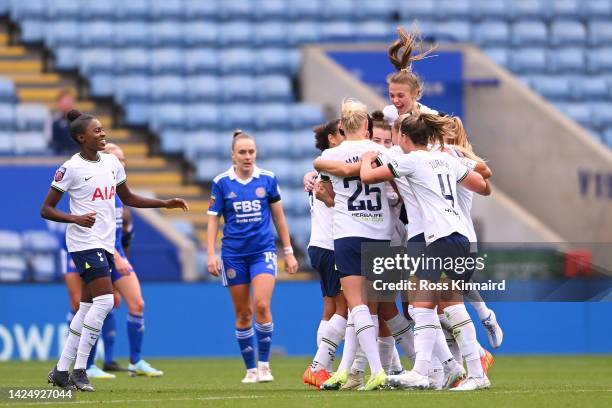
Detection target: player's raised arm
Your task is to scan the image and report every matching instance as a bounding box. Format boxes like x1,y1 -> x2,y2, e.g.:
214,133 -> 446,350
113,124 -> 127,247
116,182 -> 188,211
313,157 -> 360,177
360,151 -> 395,184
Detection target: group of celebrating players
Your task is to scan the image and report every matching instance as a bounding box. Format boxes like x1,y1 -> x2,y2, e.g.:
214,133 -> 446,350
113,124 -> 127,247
42,26 -> 502,393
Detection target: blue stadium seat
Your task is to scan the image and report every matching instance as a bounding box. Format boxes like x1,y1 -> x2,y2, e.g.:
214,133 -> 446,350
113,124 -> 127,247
219,22 -> 254,47
220,48 -> 255,74
185,76 -> 221,102
290,158 -> 316,187
150,0 -> 184,21
10,0 -> 45,21
254,0 -> 289,21
291,129 -> 318,158
258,158 -> 292,184
185,104 -> 221,130
0,257 -> 27,282
256,75 -> 293,102
253,23 -> 288,48
115,0 -> 149,20
46,22 -> 80,48
436,0 -> 471,19
79,48 -> 114,76
321,22 -> 356,42
80,0 -> 116,20
588,21 -> 612,46
184,22 -> 219,47
159,130 -> 186,154
288,22 -> 321,46
151,76 -> 186,103
528,76 -> 572,101
115,75 -> 150,104
219,1 -> 254,20
0,77 -> 15,102
47,0 -> 80,20
123,103 -> 150,126
287,0 -> 322,20
550,21 -> 587,47
434,21 -> 471,43
19,20 -> 45,43
590,102 -> 612,129
510,48 -> 548,73
255,104 -> 289,129
151,49 -> 185,75
22,230 -> 59,251
150,22 -> 184,47
585,0 -> 612,19
184,131 -> 219,160
288,217 -> 311,249
89,75 -> 115,98
221,75 -> 256,102
512,21 -> 548,47
290,104 -> 324,128
170,220 -> 195,239
223,103 -> 255,130
472,0 -> 508,20
587,48 -> 612,73
548,48 -> 586,73
571,76 -> 609,100
473,22 -> 510,47
196,158 -> 226,182
0,132 -> 13,154
0,104 -> 15,130
14,132 -> 48,154
256,131 -> 290,158
150,104 -> 185,132
356,21 -> 393,42
114,22 -> 150,47
602,127 -> 612,148
510,0 -> 547,20
399,0 -> 435,20
184,49 -> 220,74
116,48 -> 150,75
321,0 -> 356,20
548,0 -> 582,20
355,0 -> 397,21
80,22 -> 114,47
53,47 -> 79,70
183,0 -> 219,20
30,254 -> 57,282
15,104 -> 49,131
0,230 -> 22,252
485,47 -> 509,67
555,103 -> 593,127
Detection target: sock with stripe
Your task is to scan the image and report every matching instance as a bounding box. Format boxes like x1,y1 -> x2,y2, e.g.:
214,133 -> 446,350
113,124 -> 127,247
337,312 -> 358,372
127,313 -> 145,364
236,327 -> 256,370
312,314 -> 346,372
57,302 -> 91,371
316,320 -> 327,347
444,303 -> 484,378
412,307 -> 437,377
102,312 -> 116,365
255,322 -> 274,363
433,315 -> 463,374
74,294 -> 113,370
352,304 -> 383,375
385,312 -> 416,364
378,336 -> 396,374
439,313 -> 462,363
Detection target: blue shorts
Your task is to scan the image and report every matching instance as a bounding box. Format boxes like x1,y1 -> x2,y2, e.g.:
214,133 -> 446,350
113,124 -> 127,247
417,232 -> 472,282
69,248 -> 118,284
334,237 -> 390,278
308,246 -> 341,298
64,249 -> 124,283
221,251 -> 277,287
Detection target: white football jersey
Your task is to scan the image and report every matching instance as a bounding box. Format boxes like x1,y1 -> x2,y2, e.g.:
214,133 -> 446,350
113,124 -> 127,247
388,150 -> 470,244
445,146 -> 478,243
320,140 -> 392,240
51,152 -> 126,254
384,145 -> 424,240
382,103 -> 439,125
308,173 -> 334,251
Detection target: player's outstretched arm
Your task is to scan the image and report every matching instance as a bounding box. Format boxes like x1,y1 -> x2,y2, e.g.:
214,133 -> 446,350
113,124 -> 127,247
360,152 -> 394,184
117,182 -> 189,211
313,158 -> 360,177
270,201 -> 298,274
40,188 -> 97,228
461,171 -> 490,196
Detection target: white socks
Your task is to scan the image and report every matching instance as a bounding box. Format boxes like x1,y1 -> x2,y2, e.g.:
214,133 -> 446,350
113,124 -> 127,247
57,302 -> 92,371
411,307 -> 437,376
439,313 -> 462,363
352,305 -> 383,375
390,345 -> 403,373
74,294 -> 114,370
444,304 -> 484,378
312,314 -> 346,373
378,336 -> 396,374
316,320 -> 327,347
466,289 -> 491,320
385,312 -> 416,363
337,312 -> 357,372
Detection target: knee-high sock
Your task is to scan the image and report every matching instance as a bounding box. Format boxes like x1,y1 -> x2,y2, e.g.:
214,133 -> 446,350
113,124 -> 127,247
444,304 -> 484,378
352,305 -> 383,374
127,313 -> 145,364
337,312 -> 357,372
439,313 -> 461,363
412,307 -> 437,377
102,312 -> 116,365
386,313 -> 416,364
317,320 -> 327,347
74,294 -> 114,370
378,336 -> 396,374
57,302 -> 92,371
255,322 -> 274,363
351,346 -> 367,374
390,344 -> 403,372
236,327 -> 256,370
86,340 -> 98,369
312,314 -> 346,372
465,289 -> 491,321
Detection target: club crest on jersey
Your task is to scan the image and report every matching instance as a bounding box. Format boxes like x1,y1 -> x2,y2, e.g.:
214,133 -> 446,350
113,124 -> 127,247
91,185 -> 116,201
255,187 -> 266,198
226,268 -> 236,279
54,167 -> 66,182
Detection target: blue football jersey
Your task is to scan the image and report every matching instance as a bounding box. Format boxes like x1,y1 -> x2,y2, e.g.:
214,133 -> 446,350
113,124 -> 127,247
207,166 -> 281,257
114,195 -> 126,257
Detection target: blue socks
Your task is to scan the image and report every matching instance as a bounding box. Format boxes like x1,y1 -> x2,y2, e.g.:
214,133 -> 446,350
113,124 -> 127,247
236,327 -> 256,369
127,313 -> 144,364
102,312 -> 116,365
255,322 -> 274,363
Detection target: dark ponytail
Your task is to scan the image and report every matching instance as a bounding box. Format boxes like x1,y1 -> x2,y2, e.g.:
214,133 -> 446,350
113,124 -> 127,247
67,109 -> 94,143
313,119 -> 340,151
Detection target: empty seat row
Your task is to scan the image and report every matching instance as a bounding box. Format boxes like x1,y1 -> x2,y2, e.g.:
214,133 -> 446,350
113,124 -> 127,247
0,103 -> 50,131
0,229 -> 60,282
555,102 -> 612,130
525,76 -> 612,101
0,131 -> 49,155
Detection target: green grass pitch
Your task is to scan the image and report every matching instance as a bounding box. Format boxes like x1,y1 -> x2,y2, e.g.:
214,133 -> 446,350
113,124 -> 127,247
0,356 -> 611,407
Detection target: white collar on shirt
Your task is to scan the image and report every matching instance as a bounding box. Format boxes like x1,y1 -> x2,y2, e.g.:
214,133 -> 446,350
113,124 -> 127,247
228,165 -> 260,185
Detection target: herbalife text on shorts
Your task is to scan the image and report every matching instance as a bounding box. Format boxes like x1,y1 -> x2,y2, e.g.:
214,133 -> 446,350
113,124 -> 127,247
372,254 -> 487,276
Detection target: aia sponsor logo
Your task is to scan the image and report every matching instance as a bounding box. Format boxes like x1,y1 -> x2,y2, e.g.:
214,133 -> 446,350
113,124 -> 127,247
91,186 -> 116,201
